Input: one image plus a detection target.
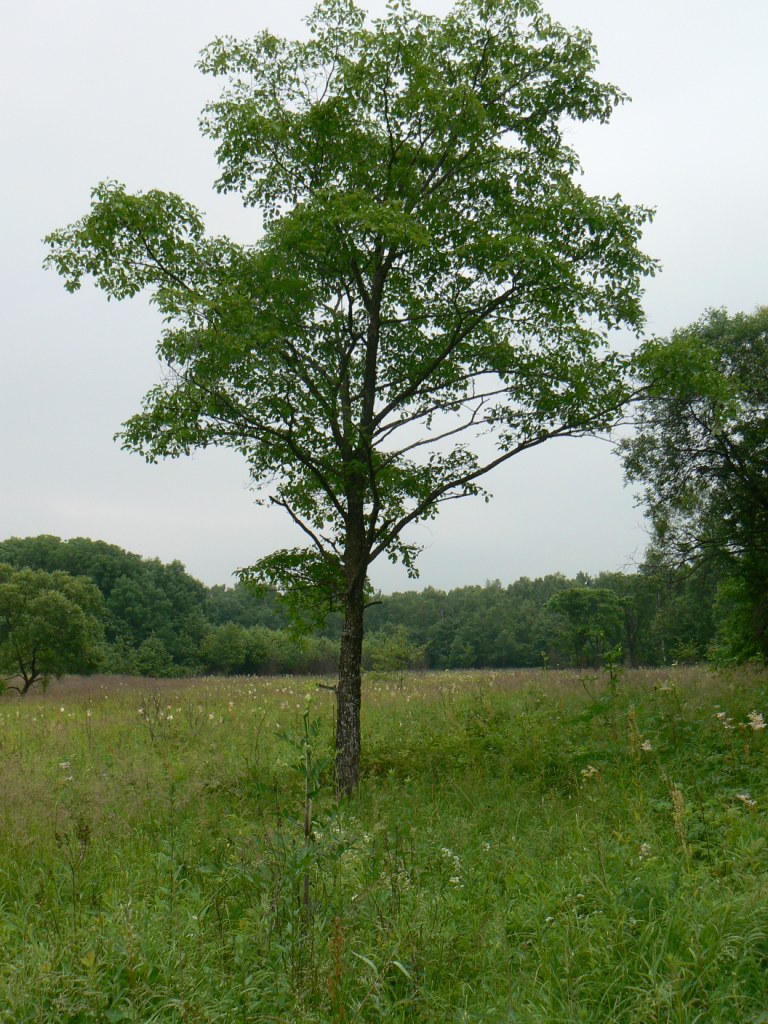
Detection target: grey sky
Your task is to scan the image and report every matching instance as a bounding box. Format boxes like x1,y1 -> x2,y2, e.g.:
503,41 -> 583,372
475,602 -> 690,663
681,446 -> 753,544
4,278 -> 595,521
2,0 -> 766,590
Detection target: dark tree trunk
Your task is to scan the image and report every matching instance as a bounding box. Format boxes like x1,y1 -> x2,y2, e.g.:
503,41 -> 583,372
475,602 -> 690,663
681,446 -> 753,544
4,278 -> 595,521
335,585 -> 364,796
7,672 -> 38,696
334,264 -> 381,796
335,514 -> 368,797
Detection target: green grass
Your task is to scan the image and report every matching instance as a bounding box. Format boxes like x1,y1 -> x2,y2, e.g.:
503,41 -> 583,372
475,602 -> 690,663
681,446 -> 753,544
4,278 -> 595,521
1,665 -> 768,1022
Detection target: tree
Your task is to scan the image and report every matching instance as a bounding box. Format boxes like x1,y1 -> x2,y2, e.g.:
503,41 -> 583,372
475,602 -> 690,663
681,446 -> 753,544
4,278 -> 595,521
45,0 -> 654,792
547,586 -> 624,666
365,624 -> 425,683
595,570 -> 662,667
0,535 -> 208,663
0,565 -> 104,694
623,308 -> 768,659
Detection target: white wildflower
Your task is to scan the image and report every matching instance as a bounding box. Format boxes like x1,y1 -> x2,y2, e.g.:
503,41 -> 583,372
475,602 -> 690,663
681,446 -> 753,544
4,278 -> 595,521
748,711 -> 766,731
641,739 -> 653,752
638,842 -> 652,860
736,792 -> 756,808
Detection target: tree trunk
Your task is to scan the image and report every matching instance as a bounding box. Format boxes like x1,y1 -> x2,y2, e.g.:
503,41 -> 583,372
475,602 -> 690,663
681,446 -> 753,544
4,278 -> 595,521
336,513 -> 368,796
335,580 -> 365,797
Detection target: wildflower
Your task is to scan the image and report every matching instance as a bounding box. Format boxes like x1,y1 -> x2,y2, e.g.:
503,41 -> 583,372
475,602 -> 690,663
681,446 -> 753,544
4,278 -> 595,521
208,713 -> 215,720
638,842 -> 652,860
641,739 -> 653,752
449,876 -> 463,887
736,792 -> 756,808
580,765 -> 600,780
59,707 -> 65,713
440,846 -> 462,872
748,711 -> 766,731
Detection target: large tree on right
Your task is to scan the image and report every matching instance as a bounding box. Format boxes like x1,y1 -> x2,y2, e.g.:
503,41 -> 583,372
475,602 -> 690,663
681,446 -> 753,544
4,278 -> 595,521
623,307 -> 768,659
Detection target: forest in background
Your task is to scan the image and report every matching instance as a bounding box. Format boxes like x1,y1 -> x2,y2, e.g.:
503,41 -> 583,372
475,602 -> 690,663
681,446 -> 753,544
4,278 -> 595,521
0,533 -> 728,679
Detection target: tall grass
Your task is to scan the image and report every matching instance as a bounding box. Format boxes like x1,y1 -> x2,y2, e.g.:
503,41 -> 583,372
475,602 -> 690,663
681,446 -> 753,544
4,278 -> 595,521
0,665 -> 767,1022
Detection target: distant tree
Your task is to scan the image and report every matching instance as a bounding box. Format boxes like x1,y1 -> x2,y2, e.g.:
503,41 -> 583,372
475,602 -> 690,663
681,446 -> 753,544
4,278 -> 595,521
595,571 -> 662,667
624,308 -> 768,659
365,625 -> 425,681
200,622 -> 250,675
134,634 -> 175,678
206,583 -> 288,630
46,0 -> 654,792
548,586 -> 624,666
0,565 -> 104,694
0,536 -> 207,662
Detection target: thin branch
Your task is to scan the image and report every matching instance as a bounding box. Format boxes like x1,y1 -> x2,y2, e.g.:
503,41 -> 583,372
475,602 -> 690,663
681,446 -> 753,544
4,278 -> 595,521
269,497 -> 337,564
370,422 -> 595,562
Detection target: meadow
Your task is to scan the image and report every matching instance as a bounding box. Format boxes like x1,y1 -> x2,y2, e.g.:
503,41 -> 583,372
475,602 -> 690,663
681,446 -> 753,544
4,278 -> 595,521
1,664 -> 767,1023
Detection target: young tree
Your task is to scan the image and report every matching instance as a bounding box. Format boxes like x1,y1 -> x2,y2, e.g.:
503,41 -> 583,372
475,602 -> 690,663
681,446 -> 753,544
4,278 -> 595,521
623,308 -> 768,659
0,565 -> 104,694
45,0 -> 654,792
365,624 -> 425,685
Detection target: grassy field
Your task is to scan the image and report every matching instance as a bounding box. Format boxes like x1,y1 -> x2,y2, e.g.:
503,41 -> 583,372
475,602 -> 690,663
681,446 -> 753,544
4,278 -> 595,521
1,664 -> 768,1022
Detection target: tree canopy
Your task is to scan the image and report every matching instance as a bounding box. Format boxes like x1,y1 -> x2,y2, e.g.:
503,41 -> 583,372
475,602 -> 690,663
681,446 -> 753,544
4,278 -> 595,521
624,307 -> 768,660
0,535 -> 207,661
0,564 -> 104,694
45,0 -> 655,790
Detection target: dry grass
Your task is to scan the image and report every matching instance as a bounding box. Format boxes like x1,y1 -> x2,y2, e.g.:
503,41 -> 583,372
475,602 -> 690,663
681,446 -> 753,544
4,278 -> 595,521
42,662 -> 737,702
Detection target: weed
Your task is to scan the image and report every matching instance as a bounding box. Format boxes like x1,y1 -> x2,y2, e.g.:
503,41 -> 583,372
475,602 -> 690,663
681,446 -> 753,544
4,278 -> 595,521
0,666 -> 766,1021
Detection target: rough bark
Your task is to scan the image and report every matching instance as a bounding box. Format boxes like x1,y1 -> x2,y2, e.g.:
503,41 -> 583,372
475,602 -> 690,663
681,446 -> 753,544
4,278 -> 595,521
334,265 -> 381,796
335,505 -> 369,797
335,584 -> 365,797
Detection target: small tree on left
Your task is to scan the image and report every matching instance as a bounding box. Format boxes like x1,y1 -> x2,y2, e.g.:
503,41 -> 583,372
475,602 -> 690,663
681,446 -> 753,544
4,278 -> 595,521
0,565 -> 104,694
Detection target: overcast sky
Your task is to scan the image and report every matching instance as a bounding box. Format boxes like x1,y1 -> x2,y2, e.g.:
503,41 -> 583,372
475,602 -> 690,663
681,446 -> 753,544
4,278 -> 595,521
2,0 -> 766,591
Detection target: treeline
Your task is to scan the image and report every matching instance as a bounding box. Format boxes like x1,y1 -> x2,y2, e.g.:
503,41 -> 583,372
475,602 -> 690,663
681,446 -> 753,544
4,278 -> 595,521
360,567 -> 718,669
0,534 -> 734,678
